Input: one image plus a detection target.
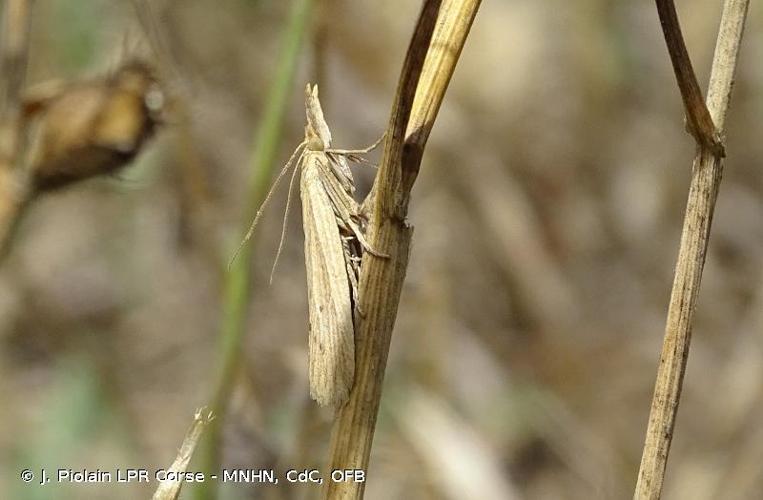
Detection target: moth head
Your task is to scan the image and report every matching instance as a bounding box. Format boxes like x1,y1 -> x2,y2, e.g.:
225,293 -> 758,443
305,124 -> 325,151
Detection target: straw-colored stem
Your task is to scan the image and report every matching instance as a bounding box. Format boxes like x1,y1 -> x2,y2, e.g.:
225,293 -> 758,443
0,0 -> 34,258
324,1 -> 481,498
634,1 -> 750,498
654,0 -> 724,154
152,408 -> 214,500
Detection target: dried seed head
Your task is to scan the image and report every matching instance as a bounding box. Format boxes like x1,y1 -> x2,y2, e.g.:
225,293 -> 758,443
23,59 -> 165,191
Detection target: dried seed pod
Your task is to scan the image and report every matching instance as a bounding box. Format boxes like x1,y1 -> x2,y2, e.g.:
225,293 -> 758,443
23,60 -> 164,191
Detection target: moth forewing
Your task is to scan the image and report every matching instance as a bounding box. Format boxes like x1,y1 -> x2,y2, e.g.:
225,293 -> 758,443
326,153 -> 355,194
232,83 -> 379,410
301,152 -> 355,409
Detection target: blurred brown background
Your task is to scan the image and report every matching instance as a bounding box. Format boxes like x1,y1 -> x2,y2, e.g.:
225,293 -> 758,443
1,1 -> 762,499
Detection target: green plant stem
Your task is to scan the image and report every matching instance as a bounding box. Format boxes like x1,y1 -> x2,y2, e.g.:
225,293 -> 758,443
194,1 -> 313,498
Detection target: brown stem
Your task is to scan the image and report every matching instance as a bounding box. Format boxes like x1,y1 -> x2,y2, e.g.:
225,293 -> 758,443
654,0 -> 724,156
635,1 -> 750,498
0,0 -> 34,258
323,1 -> 481,499
0,0 -> 33,110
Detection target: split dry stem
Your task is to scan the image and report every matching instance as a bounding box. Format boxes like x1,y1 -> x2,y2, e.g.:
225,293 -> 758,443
634,1 -> 750,498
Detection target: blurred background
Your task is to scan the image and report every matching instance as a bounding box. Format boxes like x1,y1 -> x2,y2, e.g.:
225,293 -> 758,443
1,0 -> 762,499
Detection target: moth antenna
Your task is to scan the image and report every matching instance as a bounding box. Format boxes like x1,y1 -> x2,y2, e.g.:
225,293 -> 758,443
325,133 -> 385,156
228,141 -> 307,268
269,153 -> 303,284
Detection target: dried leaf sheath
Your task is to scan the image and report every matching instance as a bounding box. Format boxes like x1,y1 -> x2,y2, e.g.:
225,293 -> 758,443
301,151 -> 355,408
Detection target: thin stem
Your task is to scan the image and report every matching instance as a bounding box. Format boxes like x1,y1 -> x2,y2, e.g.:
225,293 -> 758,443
0,0 -> 33,111
654,0 -> 724,155
194,1 -> 313,499
634,1 -> 750,498
0,0 -> 34,258
152,408 -> 214,500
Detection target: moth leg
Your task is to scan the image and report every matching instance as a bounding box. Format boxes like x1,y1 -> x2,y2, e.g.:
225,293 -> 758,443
341,235 -> 364,320
326,133 -> 385,156
347,217 -> 389,258
330,152 -> 376,166
329,203 -> 380,259
330,191 -> 388,259
326,154 -> 355,194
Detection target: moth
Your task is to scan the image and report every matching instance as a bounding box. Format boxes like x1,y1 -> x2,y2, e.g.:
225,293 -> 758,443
233,84 -> 382,409
22,59 -> 165,191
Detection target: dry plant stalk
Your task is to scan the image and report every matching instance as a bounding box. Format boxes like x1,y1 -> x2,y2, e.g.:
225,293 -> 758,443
654,0 -> 725,155
324,1 -> 481,498
635,1 -> 750,498
152,408 -> 214,500
23,60 -> 165,191
233,84 -> 382,409
0,55 -> 166,256
0,0 -> 33,255
0,0 -> 167,261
